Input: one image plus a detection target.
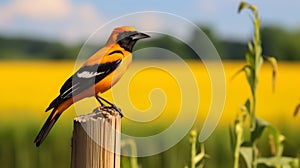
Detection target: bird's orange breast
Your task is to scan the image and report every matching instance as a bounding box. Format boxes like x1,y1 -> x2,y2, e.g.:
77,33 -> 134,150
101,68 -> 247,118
96,53 -> 132,93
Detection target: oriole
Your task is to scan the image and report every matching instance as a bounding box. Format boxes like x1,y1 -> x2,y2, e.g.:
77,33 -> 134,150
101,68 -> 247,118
34,26 -> 150,147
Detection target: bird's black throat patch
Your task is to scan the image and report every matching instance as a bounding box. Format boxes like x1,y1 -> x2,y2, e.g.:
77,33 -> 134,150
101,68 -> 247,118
117,31 -> 138,52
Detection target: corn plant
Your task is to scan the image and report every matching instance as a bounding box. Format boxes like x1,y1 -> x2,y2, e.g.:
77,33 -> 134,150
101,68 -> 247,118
121,139 -> 139,168
185,130 -> 208,168
231,1 -> 298,168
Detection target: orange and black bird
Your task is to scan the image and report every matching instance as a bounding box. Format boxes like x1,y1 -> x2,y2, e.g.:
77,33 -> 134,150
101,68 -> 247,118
34,26 -> 150,147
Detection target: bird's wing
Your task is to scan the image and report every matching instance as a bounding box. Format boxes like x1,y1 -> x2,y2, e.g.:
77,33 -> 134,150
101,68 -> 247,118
60,59 -> 122,99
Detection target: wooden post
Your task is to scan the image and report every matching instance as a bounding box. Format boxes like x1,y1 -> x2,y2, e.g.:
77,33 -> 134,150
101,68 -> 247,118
71,106 -> 121,168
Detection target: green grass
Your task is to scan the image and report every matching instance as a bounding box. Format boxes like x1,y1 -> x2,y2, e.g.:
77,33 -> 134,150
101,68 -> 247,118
0,118 -> 299,168
0,121 -> 71,168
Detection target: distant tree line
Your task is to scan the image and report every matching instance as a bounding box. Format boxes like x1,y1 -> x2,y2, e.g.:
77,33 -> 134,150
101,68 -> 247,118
0,37 -> 81,60
0,26 -> 299,60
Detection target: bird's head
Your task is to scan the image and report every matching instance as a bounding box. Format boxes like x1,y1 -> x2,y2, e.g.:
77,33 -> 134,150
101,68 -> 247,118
107,26 -> 150,52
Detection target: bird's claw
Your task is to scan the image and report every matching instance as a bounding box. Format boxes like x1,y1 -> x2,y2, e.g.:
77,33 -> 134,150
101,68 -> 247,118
111,105 -> 123,117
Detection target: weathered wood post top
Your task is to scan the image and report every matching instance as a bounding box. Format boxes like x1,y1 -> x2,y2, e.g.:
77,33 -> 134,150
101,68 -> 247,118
71,106 -> 121,168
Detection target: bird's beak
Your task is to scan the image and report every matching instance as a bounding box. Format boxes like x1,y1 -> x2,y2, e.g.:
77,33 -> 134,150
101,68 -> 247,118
132,32 -> 151,40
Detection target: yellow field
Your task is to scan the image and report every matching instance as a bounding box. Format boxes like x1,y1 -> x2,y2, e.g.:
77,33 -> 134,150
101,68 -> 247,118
0,60 -> 299,130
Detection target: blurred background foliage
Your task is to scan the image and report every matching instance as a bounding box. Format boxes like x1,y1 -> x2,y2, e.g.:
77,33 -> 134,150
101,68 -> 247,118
0,25 -> 299,60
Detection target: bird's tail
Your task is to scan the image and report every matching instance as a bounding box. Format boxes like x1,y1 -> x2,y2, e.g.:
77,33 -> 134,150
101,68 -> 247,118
34,109 -> 62,147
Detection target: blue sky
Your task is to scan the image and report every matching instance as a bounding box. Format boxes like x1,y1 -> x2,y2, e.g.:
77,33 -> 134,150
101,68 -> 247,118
0,0 -> 299,44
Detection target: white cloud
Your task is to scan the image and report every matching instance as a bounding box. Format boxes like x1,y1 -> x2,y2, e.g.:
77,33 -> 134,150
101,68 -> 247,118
0,0 -> 71,23
0,0 -> 105,44
56,3 -> 105,44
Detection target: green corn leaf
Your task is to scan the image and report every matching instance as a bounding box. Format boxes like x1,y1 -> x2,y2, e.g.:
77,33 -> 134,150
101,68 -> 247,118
249,5 -> 257,12
240,146 -> 252,168
243,66 -> 255,91
255,56 -> 264,77
264,56 -> 278,92
251,118 -> 269,143
247,42 -> 253,53
257,157 -> 299,168
238,1 -> 257,13
229,125 -> 236,152
232,65 -> 249,80
238,1 -> 248,13
232,65 -> 254,92
267,125 -> 285,157
245,52 -> 254,68
243,99 -> 251,115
